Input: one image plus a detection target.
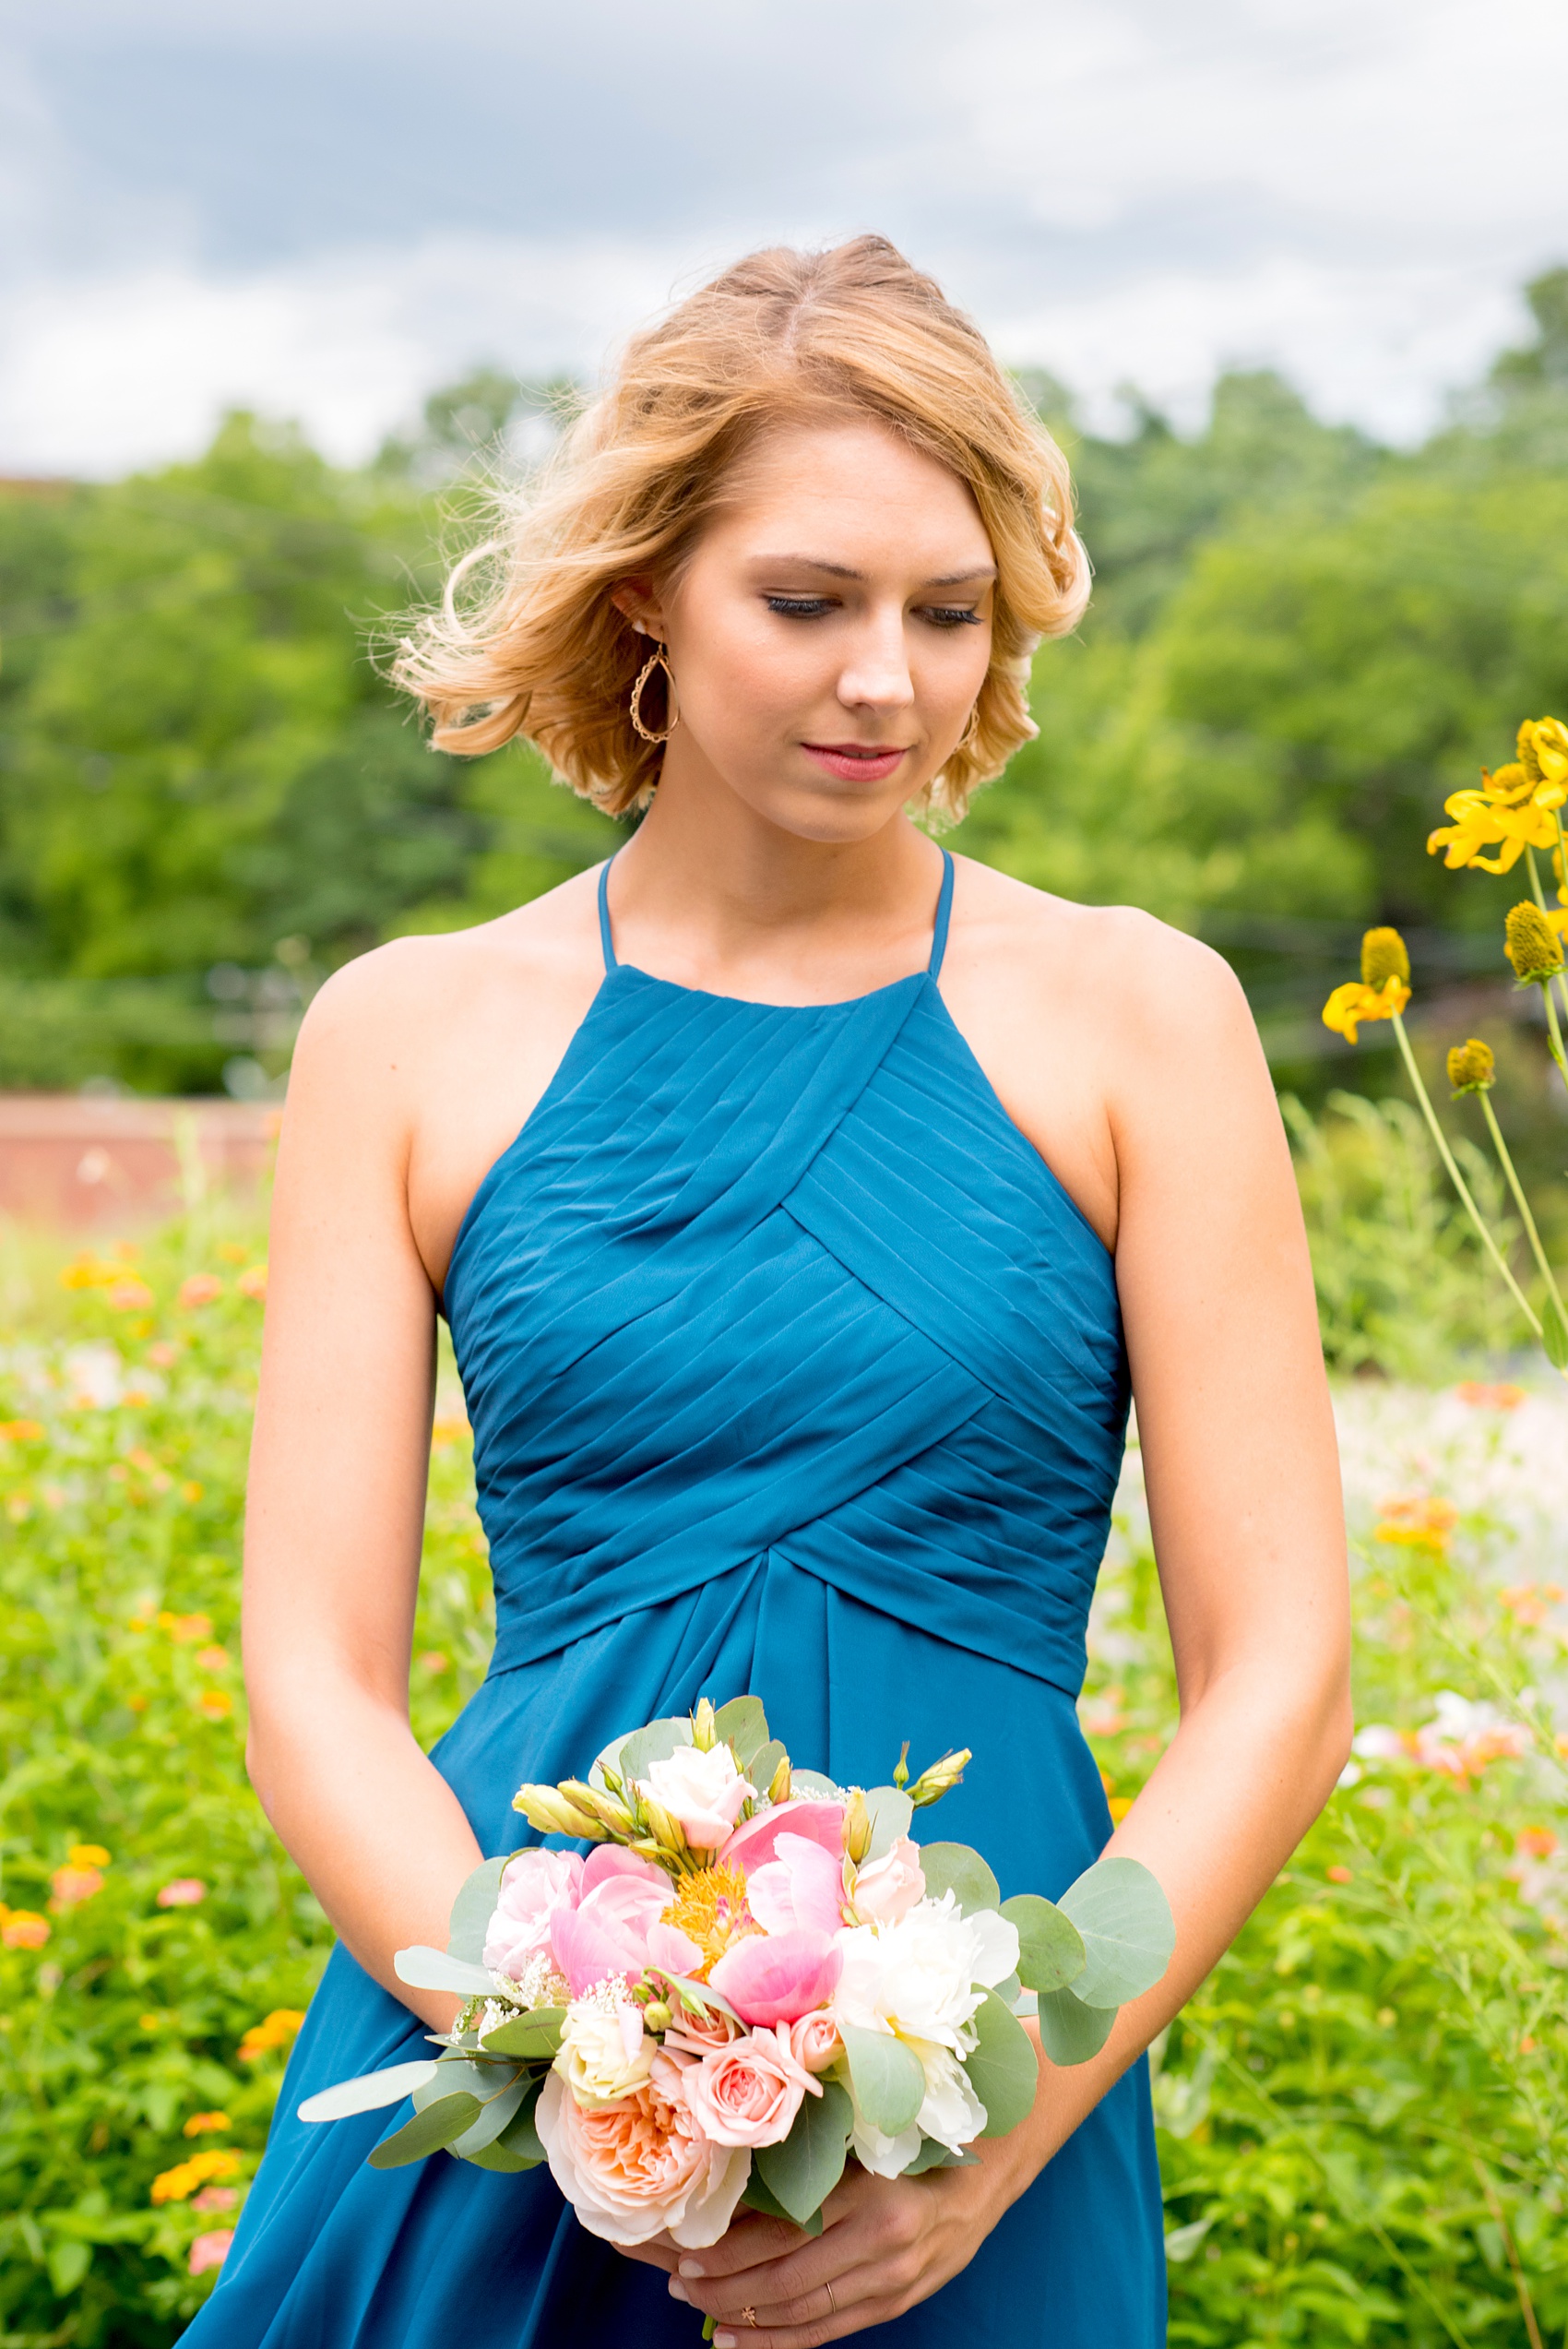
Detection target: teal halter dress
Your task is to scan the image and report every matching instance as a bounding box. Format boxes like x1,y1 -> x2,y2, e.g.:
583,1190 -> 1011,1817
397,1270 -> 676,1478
187,852 -> 1166,2346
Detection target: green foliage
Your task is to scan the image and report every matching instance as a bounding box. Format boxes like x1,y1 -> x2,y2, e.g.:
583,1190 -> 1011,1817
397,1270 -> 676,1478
1088,1405 -> 1568,2345
0,1209 -> 489,2339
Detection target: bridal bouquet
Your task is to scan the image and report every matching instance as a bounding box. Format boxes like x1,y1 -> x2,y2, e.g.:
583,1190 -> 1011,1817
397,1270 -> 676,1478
302,1697 -> 1172,2251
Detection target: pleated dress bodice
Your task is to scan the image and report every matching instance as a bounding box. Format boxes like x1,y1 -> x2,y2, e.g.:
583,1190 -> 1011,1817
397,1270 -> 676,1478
445,852 -> 1129,1702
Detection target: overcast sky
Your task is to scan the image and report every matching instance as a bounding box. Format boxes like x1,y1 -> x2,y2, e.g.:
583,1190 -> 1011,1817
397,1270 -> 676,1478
3,0 -> 1566,475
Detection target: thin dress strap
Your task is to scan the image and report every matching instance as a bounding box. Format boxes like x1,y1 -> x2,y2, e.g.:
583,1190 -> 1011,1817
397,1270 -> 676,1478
597,858 -> 619,973
928,849 -> 955,980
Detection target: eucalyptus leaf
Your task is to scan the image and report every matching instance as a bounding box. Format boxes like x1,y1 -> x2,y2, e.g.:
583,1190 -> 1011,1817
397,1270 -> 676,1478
463,2138 -> 541,2174
298,2060 -> 440,2124
447,1854 -> 509,1966
862,1786 -> 914,1860
962,1990 -> 1039,2138
495,2082 -> 547,2164
1057,1857 -> 1175,2008
902,2137 -> 980,2174
394,1946 -> 496,1998
712,1696 -> 770,1769
742,2167 -> 822,2233
837,2022 -> 926,2136
748,1739 -> 788,1795
413,2057 -> 502,2111
368,2092 -> 482,2168
1034,1985 -> 1117,2067
754,2081 -> 852,2225
479,2006 -> 567,2059
914,1842 -> 1000,1916
449,2073 -> 530,2159
790,1770 -> 841,1799
1001,1893 -> 1087,1996
618,1716 -> 693,1785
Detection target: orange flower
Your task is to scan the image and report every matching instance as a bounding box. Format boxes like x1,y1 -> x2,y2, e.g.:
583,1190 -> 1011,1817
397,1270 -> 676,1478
1517,1827 -> 1559,1859
0,1419 -> 43,1442
0,1909 -> 50,1950
178,1274 -> 223,1309
1455,1381 -> 1526,1411
236,1265 -> 267,1301
162,1613 -> 213,1645
183,2112 -> 231,2138
238,2008 -> 306,2061
416,1651 -> 449,1675
196,1646 -> 230,1673
188,2228 -> 235,2275
151,2149 -> 241,2205
1374,1495 -> 1457,1553
1326,1865 -> 1353,1884
50,1865 -> 104,1908
106,1279 -> 154,1312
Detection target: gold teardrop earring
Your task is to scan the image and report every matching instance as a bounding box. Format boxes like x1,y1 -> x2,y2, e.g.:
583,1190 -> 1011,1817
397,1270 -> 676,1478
629,639 -> 681,744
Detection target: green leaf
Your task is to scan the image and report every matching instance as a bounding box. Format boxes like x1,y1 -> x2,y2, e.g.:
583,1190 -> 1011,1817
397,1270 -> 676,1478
748,1738 -> 788,1794
368,2092 -> 483,2168
1543,1294 -> 1568,1372
298,2059 -> 441,2124
754,2081 -> 853,2224
619,1716 -> 693,1784
914,1842 -> 1000,1915
447,1854 -> 510,1965
790,1770 -> 841,1798
449,2071 -> 533,2159
902,2137 -> 980,2174
863,1786 -> 914,1859
1056,1857 -> 1175,2008
1001,1893 -> 1087,1995
712,1696 -> 770,1769
664,1975 -> 742,2024
393,1945 -> 495,1998
495,2084 -> 548,2164
413,2057 -> 505,2111
1034,1985 -> 1117,2067
742,2167 -> 822,2232
47,2237 -> 90,2297
836,2022 -> 926,2135
962,1990 -> 1039,2137
479,2006 -> 566,2059
463,2137 -> 542,2174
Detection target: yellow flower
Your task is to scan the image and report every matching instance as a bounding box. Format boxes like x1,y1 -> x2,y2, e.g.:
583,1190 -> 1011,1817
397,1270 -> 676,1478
1360,926 -> 1410,987
183,2111 -> 231,2138
659,1863 -> 754,1977
1447,1039 -> 1496,1094
1517,715 -> 1568,805
67,1844 -> 111,1869
197,1688 -> 233,1722
1322,976 -> 1410,1045
150,2149 -> 241,2205
0,1909 -> 50,1950
238,2008 -> 305,2061
1504,900 -> 1566,984
1428,768 -> 1558,874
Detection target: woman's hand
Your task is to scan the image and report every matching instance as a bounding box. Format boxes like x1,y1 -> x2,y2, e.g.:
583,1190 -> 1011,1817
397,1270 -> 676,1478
663,2152 -> 1024,2345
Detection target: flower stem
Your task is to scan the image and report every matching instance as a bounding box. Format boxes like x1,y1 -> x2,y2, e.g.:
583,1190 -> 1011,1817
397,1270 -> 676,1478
1477,1092 -> 1568,1375
1524,845 -> 1568,1048
1390,1013 -> 1542,1339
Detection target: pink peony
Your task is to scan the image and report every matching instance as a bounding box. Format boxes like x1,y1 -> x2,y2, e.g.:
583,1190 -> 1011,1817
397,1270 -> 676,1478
647,1918 -> 705,1978
790,2011 -> 843,2075
537,2053 -> 750,2248
850,1836 -> 927,1926
708,1926 -> 842,2028
746,1832 -> 845,1938
551,1854 -> 671,1996
188,2230 -> 233,2276
639,1745 -> 755,1851
482,1849 -> 584,1980
720,1799 -> 845,1879
684,2024 -> 819,2148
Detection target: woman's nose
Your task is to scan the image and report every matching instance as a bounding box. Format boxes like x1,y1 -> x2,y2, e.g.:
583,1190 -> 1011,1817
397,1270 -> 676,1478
837,615 -> 915,714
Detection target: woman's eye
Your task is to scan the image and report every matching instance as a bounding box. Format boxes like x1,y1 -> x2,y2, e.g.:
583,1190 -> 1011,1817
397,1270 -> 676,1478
764,596 -> 835,620
920,606 -> 983,629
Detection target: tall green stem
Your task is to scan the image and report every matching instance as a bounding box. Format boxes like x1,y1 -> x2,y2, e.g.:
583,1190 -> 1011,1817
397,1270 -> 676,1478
1477,1092 -> 1568,1376
1389,1013 -> 1542,1339
1524,846 -> 1568,1056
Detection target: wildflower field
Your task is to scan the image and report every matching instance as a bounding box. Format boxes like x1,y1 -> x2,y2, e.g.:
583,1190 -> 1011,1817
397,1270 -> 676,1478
0,1148 -> 1563,2347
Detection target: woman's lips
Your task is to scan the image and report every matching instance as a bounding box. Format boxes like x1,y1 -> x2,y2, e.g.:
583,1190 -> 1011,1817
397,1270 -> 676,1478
801,743 -> 909,783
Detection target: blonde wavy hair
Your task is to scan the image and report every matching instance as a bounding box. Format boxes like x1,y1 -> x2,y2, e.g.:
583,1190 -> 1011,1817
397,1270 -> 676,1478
394,236 -> 1087,822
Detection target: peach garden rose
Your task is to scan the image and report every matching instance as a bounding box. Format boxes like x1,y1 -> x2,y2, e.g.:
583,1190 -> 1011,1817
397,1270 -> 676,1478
535,2054 -> 750,2248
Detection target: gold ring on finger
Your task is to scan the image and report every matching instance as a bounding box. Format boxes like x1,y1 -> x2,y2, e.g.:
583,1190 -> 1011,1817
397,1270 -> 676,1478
741,2309 -> 757,2331
825,2280 -> 837,2318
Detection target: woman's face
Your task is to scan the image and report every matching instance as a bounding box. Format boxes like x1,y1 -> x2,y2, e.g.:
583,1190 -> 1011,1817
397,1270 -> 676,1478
625,418 -> 997,844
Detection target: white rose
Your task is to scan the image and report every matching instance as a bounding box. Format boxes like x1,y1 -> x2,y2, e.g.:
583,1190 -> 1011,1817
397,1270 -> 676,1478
849,2106 -> 922,2179
833,1894 -> 1019,2054
555,1997 -> 655,2106
639,1744 -> 755,1850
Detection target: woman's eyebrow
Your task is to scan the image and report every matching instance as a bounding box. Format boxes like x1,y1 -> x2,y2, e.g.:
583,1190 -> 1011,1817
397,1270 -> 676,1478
748,555 -> 997,588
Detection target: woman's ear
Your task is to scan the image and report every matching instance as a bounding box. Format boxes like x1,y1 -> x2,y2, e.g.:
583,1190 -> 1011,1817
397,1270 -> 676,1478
610,579 -> 667,638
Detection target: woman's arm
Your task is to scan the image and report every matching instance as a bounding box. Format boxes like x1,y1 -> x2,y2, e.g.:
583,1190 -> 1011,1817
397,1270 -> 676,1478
668,924 -> 1352,2346
242,953 -> 484,2034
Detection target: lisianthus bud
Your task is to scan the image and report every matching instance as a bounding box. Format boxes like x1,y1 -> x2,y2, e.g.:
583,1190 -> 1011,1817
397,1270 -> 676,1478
642,1798 -> 689,1855
766,1754 -> 792,1805
906,1747 -> 971,1807
841,1790 -> 873,1862
511,1784 -> 609,1842
643,2000 -> 672,2033
1505,901 -> 1565,984
1447,1039 -> 1496,1095
1360,927 -> 1410,988
563,1781 -> 634,1836
692,1699 -> 718,1751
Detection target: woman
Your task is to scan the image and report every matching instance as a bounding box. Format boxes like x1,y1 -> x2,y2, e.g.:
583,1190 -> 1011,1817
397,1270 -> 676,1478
195,239 -> 1350,2347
